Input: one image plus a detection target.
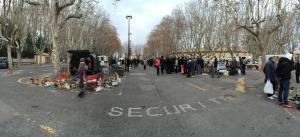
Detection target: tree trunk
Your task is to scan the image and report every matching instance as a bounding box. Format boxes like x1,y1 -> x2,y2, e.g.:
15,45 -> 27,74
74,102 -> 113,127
7,44 -> 13,71
260,47 -> 266,71
17,48 -> 22,67
52,26 -> 61,75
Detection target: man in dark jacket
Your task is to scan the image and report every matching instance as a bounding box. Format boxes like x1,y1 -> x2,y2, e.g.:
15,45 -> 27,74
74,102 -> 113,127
186,59 -> 192,78
230,58 -> 238,75
240,57 -> 246,75
276,53 -> 294,108
200,56 -> 204,74
160,56 -> 165,74
264,56 -> 278,99
212,57 -> 219,78
295,59 -> 300,83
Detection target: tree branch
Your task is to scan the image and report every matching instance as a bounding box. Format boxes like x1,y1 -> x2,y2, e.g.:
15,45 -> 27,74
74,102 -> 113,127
65,14 -> 83,21
0,24 -> 9,42
24,0 -> 41,6
58,0 -> 76,12
237,25 -> 258,37
59,13 -> 83,29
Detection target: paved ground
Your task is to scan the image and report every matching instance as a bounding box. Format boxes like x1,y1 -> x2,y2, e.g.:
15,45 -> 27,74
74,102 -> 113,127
0,64 -> 299,137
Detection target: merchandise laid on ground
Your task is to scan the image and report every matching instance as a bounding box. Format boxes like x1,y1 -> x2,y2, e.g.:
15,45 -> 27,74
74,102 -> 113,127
22,69 -> 122,92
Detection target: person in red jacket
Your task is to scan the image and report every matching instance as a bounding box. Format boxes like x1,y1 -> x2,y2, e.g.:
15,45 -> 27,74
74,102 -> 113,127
154,57 -> 161,76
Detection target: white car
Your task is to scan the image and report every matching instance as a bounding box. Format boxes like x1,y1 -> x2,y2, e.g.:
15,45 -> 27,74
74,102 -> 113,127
217,61 -> 227,74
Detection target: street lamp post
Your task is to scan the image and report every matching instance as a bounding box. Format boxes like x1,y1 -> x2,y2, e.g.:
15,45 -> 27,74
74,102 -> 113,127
126,15 -> 132,59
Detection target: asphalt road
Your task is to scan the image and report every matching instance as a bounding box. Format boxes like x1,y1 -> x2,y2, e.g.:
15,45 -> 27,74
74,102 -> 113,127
0,64 -> 299,137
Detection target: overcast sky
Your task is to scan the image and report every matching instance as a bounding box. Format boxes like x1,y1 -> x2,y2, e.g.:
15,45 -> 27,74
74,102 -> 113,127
102,0 -> 187,45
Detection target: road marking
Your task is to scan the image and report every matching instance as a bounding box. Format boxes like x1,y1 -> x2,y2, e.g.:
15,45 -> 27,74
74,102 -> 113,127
108,107 -> 123,117
208,98 -> 221,104
197,101 -> 207,109
128,108 -> 143,117
284,108 -> 300,122
186,83 -> 207,91
108,95 -> 235,117
163,105 -> 181,115
178,104 -> 197,112
146,107 -> 163,117
18,113 -> 57,135
40,124 -> 56,134
130,73 -> 146,76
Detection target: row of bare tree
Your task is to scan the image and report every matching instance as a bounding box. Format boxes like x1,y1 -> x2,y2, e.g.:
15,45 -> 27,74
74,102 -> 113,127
0,0 -> 121,74
145,0 -> 300,65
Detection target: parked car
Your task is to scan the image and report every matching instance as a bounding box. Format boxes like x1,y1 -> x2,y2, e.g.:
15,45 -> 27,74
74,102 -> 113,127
68,50 -> 101,75
217,61 -> 227,74
0,57 -> 8,69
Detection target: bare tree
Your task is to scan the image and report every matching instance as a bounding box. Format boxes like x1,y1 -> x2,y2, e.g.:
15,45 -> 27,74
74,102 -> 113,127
25,0 -> 84,74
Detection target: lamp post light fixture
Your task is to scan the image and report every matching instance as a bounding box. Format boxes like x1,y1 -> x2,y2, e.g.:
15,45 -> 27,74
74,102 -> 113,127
126,15 -> 132,59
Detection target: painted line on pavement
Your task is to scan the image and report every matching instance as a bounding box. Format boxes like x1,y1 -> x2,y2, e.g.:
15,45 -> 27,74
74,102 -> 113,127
17,113 -> 57,135
284,108 -> 300,122
40,124 -> 56,134
186,83 -> 207,91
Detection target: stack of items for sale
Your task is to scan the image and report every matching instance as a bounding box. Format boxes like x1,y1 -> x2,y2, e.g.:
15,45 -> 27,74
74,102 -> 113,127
288,88 -> 300,106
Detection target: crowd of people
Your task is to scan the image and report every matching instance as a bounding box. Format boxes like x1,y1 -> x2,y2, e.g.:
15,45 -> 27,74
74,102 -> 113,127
142,54 -> 300,109
94,53 -> 300,110
146,56 -> 248,78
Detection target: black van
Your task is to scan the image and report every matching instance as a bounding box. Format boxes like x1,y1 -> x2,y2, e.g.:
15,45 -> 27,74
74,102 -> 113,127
68,50 -> 101,75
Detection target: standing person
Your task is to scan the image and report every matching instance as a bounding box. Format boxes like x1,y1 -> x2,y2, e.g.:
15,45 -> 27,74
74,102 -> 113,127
276,53 -> 294,108
166,57 -> 171,74
175,57 -> 179,73
154,57 -> 160,76
295,59 -> 300,83
240,57 -> 246,75
160,56 -> 165,75
179,57 -> 185,74
149,58 -> 153,66
78,58 -> 88,98
191,57 -> 196,76
183,57 -> 188,74
231,58 -> 238,75
264,56 -> 278,99
212,57 -> 219,78
171,56 -> 175,73
225,60 -> 230,71
186,59 -> 192,78
196,56 -> 201,74
143,59 -> 147,70
200,56 -> 204,74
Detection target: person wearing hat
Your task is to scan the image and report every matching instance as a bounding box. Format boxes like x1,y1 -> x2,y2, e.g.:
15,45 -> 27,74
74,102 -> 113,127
276,53 -> 294,108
